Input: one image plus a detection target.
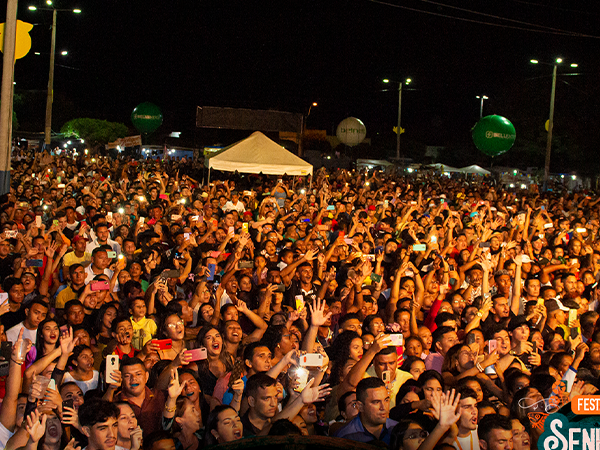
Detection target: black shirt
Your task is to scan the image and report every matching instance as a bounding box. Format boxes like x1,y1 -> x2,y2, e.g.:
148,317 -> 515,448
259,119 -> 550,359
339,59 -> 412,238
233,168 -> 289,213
1,306 -> 26,331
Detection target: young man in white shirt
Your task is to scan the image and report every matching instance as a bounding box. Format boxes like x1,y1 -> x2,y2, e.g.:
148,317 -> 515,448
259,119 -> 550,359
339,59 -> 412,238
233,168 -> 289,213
453,387 -> 480,450
6,298 -> 48,344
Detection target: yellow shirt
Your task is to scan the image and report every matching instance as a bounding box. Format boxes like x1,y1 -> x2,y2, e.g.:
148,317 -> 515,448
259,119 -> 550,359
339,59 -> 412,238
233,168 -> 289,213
364,367 -> 414,408
63,251 -> 91,268
130,316 -> 157,349
55,285 -> 79,309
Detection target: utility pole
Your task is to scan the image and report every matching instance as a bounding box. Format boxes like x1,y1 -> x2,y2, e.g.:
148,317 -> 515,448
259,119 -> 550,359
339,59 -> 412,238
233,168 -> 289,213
44,9 -> 57,148
396,82 -> 402,161
543,64 -> 558,191
0,0 -> 18,194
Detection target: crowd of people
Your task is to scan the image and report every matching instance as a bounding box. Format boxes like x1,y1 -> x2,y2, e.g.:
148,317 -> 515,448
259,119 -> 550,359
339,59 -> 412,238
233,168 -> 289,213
0,148 -> 598,450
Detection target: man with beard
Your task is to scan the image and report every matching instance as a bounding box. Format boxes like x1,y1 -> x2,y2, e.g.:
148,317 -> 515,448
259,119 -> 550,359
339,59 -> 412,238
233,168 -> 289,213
542,299 -> 570,339
481,295 -> 516,336
104,357 -> 166,437
452,388 -> 480,450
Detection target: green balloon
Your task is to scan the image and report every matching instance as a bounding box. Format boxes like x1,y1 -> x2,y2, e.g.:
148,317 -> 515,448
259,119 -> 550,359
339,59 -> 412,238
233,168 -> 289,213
471,115 -> 516,157
131,102 -> 163,133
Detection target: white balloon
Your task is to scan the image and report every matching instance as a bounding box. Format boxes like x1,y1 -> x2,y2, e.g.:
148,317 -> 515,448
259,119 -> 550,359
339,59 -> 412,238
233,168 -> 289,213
336,117 -> 366,147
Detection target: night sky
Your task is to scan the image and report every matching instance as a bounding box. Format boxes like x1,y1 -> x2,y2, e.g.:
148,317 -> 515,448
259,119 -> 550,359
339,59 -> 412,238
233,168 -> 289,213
4,0 -> 600,170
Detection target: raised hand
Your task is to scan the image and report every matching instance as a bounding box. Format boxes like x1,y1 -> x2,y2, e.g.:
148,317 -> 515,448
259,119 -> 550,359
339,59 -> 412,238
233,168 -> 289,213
308,299 -> 332,327
438,390 -> 462,428
167,368 -> 187,399
300,378 -> 332,404
130,426 -> 143,450
25,409 -> 47,443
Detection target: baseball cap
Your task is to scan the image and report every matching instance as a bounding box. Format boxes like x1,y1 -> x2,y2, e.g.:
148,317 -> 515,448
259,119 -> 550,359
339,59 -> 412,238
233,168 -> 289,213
545,298 -> 569,313
72,235 -> 88,243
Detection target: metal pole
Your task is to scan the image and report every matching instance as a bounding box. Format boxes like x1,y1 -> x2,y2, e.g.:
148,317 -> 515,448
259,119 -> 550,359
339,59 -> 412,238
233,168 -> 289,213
543,64 -> 558,191
44,9 -> 57,149
479,97 -> 484,119
396,82 -> 402,161
298,114 -> 304,157
0,0 -> 18,195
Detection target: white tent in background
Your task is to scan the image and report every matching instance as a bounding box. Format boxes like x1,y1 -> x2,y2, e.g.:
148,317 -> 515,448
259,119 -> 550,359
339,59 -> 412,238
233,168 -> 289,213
426,163 -> 462,172
458,165 -> 491,175
207,131 -> 313,177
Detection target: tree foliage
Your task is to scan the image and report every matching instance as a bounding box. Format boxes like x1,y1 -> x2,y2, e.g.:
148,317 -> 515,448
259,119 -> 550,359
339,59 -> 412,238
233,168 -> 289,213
61,118 -> 128,151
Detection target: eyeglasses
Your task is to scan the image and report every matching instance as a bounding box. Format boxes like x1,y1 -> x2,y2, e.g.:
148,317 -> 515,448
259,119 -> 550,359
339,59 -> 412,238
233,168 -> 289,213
404,430 -> 429,440
167,321 -> 185,329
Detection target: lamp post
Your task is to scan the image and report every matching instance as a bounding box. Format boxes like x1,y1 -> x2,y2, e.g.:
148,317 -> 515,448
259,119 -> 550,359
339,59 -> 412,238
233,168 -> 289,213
475,95 -> 488,118
530,58 -> 577,190
28,4 -> 81,149
383,77 -> 411,161
298,102 -> 317,157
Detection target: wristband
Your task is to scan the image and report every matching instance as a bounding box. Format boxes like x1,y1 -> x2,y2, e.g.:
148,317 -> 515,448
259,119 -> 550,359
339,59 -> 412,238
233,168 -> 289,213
476,362 -> 484,373
11,358 -> 23,366
164,405 -> 176,413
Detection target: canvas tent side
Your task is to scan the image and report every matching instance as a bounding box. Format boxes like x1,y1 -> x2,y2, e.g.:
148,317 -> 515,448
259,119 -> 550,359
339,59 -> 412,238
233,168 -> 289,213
458,165 -> 491,175
207,131 -> 313,177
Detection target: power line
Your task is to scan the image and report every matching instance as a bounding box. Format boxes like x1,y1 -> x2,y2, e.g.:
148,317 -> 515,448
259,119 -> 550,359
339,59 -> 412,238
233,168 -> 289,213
504,0 -> 600,17
365,0 -> 600,39
414,0 -> 585,35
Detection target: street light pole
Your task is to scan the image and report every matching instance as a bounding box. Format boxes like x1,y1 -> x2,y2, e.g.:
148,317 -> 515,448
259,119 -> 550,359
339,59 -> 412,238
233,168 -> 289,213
396,82 -> 402,161
475,95 -> 488,119
0,0 -> 18,194
44,9 -> 57,148
543,64 -> 558,191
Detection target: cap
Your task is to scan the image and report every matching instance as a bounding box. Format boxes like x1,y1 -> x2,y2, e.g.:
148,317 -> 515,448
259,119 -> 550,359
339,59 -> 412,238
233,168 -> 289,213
545,298 -> 569,313
72,235 -> 88,243
507,315 -> 529,332
367,205 -> 376,211
531,235 -> 543,243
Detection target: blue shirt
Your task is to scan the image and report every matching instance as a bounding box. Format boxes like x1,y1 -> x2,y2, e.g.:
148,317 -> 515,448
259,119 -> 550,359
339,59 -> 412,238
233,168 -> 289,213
334,414 -> 398,445
222,376 -> 247,405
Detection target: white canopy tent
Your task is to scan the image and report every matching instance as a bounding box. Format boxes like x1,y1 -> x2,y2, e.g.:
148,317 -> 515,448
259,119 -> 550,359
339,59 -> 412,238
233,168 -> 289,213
207,132 -> 313,180
458,165 -> 491,175
426,163 -> 462,172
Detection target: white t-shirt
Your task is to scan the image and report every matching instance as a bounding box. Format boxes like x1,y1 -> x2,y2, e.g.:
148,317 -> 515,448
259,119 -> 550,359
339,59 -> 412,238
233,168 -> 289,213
453,429 -> 480,450
62,370 -> 99,394
84,265 -> 114,285
0,421 -> 14,449
6,322 -> 37,344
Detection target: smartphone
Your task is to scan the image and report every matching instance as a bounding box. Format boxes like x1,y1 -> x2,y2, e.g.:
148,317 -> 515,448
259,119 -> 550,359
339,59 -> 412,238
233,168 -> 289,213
0,293 -> 8,306
18,202 -> 29,208
62,399 -> 74,412
389,334 -> 403,346
412,244 -> 426,251
152,339 -> 173,350
106,355 -> 119,385
488,339 -> 498,353
1,342 -> 12,361
382,370 -> 392,383
207,263 -> 216,281
53,219 -> 59,227
274,283 -> 286,293
185,347 -> 208,362
26,259 -> 43,267
160,194 -> 168,200
228,226 -> 235,235
5,230 -> 17,238
107,251 -> 117,258
327,205 -> 335,210
410,201 -> 417,205
299,353 -> 324,366
171,215 -> 182,221
365,254 -> 376,262
576,228 -> 587,233
293,366 -> 309,392
430,235 -> 437,244
569,309 -> 578,324
544,223 -> 553,229
295,295 -> 305,312
242,222 -> 249,234
303,218 -> 311,223
138,217 -> 145,225
35,216 -> 42,227
90,281 -> 110,291
239,261 -> 254,269
384,200 -> 389,208
370,273 -> 382,283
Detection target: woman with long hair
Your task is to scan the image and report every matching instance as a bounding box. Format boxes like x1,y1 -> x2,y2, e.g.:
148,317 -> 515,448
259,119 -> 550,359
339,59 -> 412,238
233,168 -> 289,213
195,325 -> 233,396
62,344 -> 99,394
